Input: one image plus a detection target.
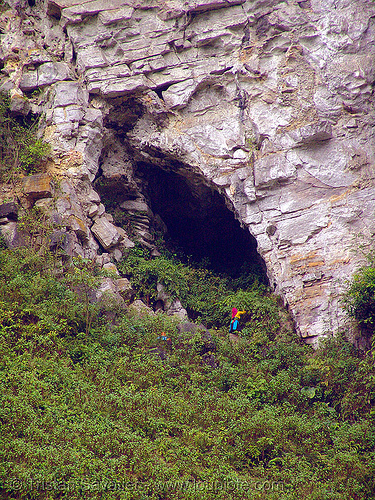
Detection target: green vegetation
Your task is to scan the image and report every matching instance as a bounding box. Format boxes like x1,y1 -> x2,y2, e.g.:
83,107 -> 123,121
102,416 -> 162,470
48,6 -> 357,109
0,237 -> 375,500
343,253 -> 375,335
0,92 -> 50,182
119,246 -> 281,346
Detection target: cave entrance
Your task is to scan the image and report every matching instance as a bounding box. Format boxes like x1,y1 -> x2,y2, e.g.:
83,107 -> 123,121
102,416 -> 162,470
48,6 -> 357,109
137,163 -> 268,284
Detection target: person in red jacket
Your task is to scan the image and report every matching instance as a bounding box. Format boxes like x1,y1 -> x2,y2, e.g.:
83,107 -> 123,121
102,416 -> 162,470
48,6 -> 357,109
229,307 -> 246,335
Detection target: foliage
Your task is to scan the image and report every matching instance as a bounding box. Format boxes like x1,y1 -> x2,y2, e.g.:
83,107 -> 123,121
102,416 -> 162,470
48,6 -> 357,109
17,206 -> 57,252
342,257 -> 375,331
119,246 -> 275,329
0,241 -> 375,499
0,91 -> 50,182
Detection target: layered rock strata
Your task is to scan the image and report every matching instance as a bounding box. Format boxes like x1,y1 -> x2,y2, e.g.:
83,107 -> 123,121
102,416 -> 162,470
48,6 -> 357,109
1,0 -> 375,342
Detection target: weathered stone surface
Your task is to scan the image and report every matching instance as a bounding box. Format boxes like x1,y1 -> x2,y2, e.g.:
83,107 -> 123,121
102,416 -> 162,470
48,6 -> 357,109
52,81 -> 89,108
91,217 -> 122,249
254,153 -> 296,188
116,277 -> 132,293
9,91 -> 30,116
286,121 -> 333,147
22,173 -> 53,200
117,227 -> 135,249
156,283 -> 188,318
20,62 -> 71,91
103,262 -> 119,274
116,277 -> 135,300
0,202 -> 18,220
120,200 -> 149,212
67,214 -> 89,240
128,299 -> 154,317
0,222 -> 25,248
95,277 -> 125,308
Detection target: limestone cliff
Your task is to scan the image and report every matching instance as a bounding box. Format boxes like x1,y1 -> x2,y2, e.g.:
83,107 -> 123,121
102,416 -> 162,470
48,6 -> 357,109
1,0 -> 375,343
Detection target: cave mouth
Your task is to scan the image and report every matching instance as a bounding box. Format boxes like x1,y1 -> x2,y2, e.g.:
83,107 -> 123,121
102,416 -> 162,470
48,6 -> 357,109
137,163 -> 269,284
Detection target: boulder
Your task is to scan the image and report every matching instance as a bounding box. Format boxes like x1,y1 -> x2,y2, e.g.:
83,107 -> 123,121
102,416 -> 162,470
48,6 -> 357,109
0,202 -> 18,220
103,262 -> 119,275
0,222 -> 26,248
156,283 -> 188,318
22,173 -> 53,201
115,277 -> 134,301
117,227 -> 135,249
91,217 -> 122,249
176,321 -> 216,354
9,94 -> 31,116
67,214 -> 89,241
128,299 -> 154,317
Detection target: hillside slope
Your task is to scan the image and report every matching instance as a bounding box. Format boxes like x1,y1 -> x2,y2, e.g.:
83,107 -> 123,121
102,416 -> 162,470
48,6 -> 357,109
1,244 -> 375,500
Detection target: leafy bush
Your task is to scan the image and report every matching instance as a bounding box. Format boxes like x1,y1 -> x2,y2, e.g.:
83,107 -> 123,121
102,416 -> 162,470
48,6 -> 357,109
119,246 -> 274,330
1,240 -> 375,500
0,91 -> 50,181
343,261 -> 375,330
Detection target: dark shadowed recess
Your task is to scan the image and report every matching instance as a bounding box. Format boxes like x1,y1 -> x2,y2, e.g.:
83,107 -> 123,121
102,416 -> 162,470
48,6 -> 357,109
137,162 -> 269,284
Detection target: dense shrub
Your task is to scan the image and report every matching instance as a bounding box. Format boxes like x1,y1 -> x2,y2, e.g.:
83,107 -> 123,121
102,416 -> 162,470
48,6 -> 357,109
1,244 -> 375,500
119,246 -> 276,330
343,259 -> 375,331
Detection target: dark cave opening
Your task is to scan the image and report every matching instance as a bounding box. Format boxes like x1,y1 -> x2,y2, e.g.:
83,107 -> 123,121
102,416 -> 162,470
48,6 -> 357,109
137,163 -> 269,284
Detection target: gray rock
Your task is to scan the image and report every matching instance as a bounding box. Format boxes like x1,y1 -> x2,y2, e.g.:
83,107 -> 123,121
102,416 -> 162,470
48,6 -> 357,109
20,63 -> 71,91
67,214 -> 89,241
0,222 -> 25,248
95,277 -> 125,308
287,121 -> 333,147
52,81 -> 89,107
0,202 -> 18,220
120,200 -> 150,212
91,217 -> 122,249
128,299 -> 154,317
9,94 -> 31,116
254,153 -> 296,188
19,71 -> 39,92
38,62 -> 71,87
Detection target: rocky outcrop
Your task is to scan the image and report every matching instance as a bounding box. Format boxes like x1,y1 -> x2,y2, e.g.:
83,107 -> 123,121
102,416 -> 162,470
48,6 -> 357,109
1,0 -> 375,343
22,173 -> 54,201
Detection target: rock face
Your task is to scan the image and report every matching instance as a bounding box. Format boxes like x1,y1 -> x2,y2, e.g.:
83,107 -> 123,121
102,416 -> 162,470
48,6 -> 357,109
22,173 -> 54,200
1,0 -> 375,343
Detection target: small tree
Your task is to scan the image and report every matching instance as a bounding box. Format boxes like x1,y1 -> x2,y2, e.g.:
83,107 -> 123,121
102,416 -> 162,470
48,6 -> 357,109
65,257 -> 103,340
